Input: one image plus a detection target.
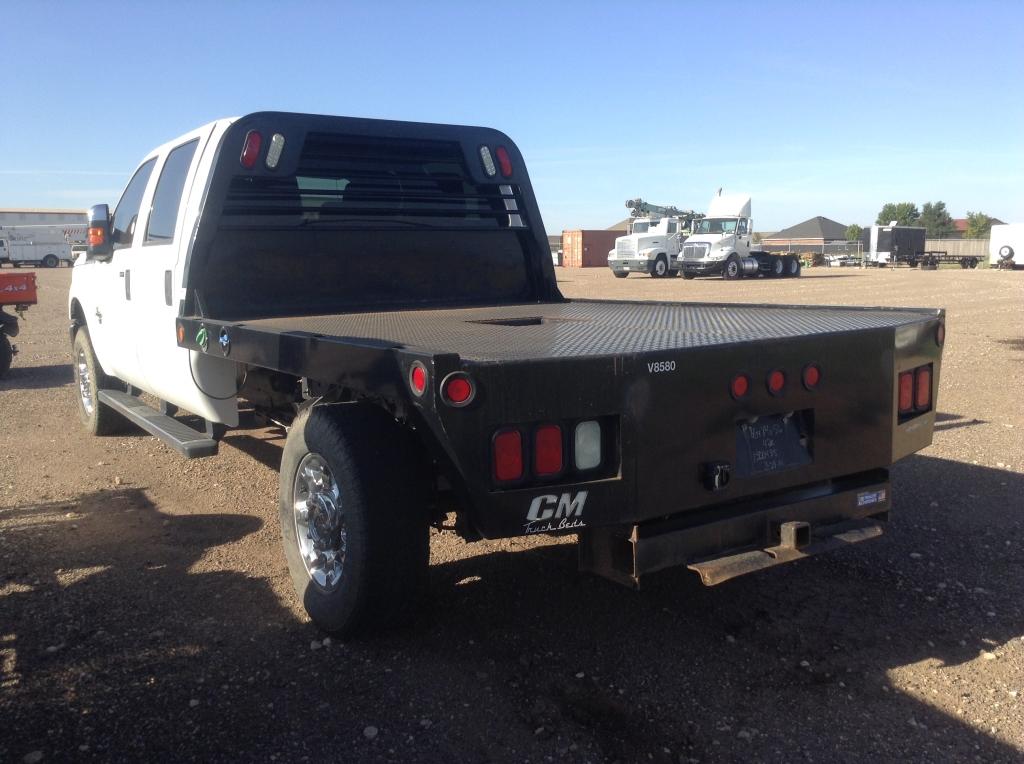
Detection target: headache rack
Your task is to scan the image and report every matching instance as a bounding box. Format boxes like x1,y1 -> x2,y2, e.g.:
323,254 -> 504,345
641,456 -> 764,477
219,133 -> 528,231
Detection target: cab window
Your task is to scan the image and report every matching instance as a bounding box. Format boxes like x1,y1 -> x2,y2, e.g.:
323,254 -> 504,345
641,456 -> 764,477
145,139 -> 199,244
667,221 -> 678,234
737,219 -> 749,235
111,159 -> 156,251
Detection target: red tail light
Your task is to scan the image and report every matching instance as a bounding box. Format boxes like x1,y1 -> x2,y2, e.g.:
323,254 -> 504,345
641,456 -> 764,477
441,372 -> 475,407
915,366 -> 932,410
767,370 -> 786,396
240,130 -> 262,168
495,146 -> 513,178
533,425 -> 563,476
898,371 -> 914,413
730,373 -> 750,399
493,429 -> 523,482
802,364 -> 821,390
409,362 -> 427,397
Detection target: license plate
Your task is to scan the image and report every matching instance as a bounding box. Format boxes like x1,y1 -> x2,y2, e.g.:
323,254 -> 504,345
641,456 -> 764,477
735,413 -> 812,477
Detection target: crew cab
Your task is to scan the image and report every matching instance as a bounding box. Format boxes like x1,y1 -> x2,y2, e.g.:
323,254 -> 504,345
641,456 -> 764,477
70,112 -> 945,637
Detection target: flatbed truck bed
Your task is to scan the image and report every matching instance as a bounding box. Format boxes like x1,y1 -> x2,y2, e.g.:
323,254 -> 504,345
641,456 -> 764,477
181,300 -> 940,362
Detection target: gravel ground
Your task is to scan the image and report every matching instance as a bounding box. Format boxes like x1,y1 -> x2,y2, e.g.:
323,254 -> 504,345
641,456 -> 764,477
1,265 -> 1022,763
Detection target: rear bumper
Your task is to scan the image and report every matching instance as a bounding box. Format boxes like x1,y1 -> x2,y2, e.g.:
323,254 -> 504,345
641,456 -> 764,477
579,470 -> 890,587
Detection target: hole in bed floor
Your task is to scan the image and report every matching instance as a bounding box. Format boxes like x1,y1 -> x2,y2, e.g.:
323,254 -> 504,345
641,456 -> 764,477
466,317 -> 545,327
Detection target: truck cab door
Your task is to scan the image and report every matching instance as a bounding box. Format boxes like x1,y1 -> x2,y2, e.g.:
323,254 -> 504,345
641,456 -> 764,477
736,218 -> 751,254
90,158 -> 157,385
126,126 -> 238,425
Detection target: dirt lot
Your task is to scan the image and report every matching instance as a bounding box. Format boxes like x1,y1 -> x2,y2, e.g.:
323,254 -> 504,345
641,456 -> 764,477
2,266 -> 1022,763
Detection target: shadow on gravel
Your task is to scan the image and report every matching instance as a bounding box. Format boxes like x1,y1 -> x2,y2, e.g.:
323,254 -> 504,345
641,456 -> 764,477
0,363 -> 72,390
934,411 -> 988,432
0,488 -> 272,761
2,459 -> 1020,763
419,454 -> 1024,762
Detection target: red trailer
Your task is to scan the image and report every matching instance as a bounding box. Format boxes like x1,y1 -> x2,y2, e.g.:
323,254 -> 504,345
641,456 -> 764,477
0,271 -> 37,378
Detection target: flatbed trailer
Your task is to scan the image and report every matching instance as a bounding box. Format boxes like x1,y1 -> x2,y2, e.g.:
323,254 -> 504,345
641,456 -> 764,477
912,250 -> 981,269
70,111 -> 945,637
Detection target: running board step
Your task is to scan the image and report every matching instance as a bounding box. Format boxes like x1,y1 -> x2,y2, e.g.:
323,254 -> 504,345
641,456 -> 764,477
97,389 -> 219,459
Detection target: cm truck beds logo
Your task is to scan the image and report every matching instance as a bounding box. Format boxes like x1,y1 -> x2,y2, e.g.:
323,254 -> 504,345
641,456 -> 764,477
524,491 -> 587,535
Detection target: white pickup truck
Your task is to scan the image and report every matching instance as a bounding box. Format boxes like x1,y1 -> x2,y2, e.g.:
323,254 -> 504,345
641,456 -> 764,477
69,112 -> 945,639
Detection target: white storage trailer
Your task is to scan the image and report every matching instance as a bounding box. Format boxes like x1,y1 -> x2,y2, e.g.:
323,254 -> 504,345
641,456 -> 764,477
990,223 -> 1023,268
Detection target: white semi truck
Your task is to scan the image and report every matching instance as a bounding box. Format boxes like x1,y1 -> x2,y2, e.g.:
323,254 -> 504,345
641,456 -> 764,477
680,191 -> 801,280
0,224 -> 85,268
607,199 -> 702,278
990,223 -> 1023,269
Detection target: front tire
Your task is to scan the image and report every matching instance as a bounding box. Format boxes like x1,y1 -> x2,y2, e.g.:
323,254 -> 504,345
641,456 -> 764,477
651,255 -> 669,278
613,271 -> 628,279
279,403 -> 429,638
72,327 -> 127,435
723,255 -> 742,280
682,271 -> 696,280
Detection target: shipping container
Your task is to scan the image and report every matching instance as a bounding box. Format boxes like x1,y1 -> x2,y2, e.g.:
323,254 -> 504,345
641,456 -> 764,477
561,229 -> 620,268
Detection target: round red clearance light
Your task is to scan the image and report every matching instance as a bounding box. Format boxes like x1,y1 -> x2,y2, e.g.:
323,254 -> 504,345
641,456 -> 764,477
409,362 -> 428,397
441,372 -> 475,407
730,373 -> 750,399
767,370 -> 786,396
240,130 -> 262,169
936,323 -> 945,347
802,363 -> 821,390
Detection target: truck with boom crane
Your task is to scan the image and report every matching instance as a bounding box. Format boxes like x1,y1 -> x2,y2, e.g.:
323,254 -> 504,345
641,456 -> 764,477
607,199 -> 703,278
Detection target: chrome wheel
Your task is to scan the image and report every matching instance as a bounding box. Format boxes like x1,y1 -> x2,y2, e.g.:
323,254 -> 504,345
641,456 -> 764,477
77,347 -> 94,415
293,452 -> 347,591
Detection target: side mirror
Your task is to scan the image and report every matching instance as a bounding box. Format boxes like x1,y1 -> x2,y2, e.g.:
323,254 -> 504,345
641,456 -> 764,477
87,204 -> 113,260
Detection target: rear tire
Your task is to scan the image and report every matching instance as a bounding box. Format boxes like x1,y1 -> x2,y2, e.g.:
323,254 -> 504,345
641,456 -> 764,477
43,254 -> 59,268
786,256 -> 801,277
0,334 -> 12,379
72,327 -> 127,435
613,271 -> 628,279
279,403 -> 430,638
769,256 -> 785,278
723,255 -> 742,280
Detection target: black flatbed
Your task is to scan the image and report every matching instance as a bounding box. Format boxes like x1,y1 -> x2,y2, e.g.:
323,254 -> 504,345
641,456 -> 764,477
233,300 -> 940,362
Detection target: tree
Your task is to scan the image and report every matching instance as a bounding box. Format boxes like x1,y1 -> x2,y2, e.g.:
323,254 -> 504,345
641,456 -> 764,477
845,224 -> 863,242
876,203 -> 920,226
964,211 -> 994,238
918,201 -> 955,238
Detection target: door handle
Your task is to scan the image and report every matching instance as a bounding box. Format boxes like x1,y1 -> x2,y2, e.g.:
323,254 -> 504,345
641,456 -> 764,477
124,269 -> 131,300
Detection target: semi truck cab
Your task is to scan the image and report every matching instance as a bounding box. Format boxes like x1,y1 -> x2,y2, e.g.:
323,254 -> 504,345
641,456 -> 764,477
608,216 -> 687,278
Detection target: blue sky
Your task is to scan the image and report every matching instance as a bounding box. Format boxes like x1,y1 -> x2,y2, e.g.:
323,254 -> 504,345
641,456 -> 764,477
1,1 -> 1021,233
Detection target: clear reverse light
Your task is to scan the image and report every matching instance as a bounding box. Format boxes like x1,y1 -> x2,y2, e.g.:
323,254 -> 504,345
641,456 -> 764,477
574,421 -> 602,471
479,146 -> 497,177
265,133 -> 285,169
